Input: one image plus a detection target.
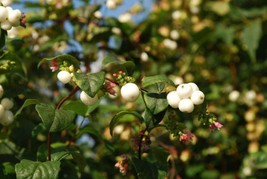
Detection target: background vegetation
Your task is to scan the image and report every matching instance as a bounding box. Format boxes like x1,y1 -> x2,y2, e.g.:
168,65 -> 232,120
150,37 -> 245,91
1,0 -> 267,178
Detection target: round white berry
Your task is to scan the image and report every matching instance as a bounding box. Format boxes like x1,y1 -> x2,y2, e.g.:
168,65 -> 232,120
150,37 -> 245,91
1,98 -> 14,110
188,82 -> 199,92
0,6 -> 8,22
167,91 -> 181,108
8,9 -> 21,26
1,0 -> 13,7
178,99 -> 194,113
0,110 -> 14,126
106,0 -> 117,9
191,90 -> 205,105
57,70 -> 72,84
0,104 -> 5,119
229,90 -> 240,102
120,83 -> 140,102
0,85 -> 4,98
80,91 -> 98,105
1,20 -> 12,30
176,83 -> 193,99
170,30 -> 180,40
140,52 -> 149,62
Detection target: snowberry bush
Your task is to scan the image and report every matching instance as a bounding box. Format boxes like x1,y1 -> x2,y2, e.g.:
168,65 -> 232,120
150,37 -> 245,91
2,0 -> 266,178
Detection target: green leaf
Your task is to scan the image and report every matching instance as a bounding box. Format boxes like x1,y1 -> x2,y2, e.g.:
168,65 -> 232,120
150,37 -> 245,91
142,75 -> 174,88
109,111 -> 144,136
15,99 -> 40,117
15,160 -> 60,179
253,152 -> 267,169
71,152 -> 87,173
51,151 -> 71,161
102,55 -> 135,75
241,19 -> 262,62
144,92 -> 168,115
74,5 -> 101,18
206,1 -> 230,16
62,100 -> 99,116
73,71 -> 105,97
132,157 -> 158,179
35,103 -> 76,132
76,125 -> 102,139
2,162 -> 15,175
38,54 -> 80,69
32,123 -> 47,137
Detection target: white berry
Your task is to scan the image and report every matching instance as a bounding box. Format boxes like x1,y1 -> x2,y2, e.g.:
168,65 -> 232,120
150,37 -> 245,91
1,98 -> 14,110
0,6 -> 8,22
191,90 -> 205,105
120,83 -> 140,102
188,82 -> 199,92
0,110 -> 14,126
0,104 -> 4,119
167,91 -> 181,108
178,99 -> 194,113
1,20 -> 12,30
176,83 -> 193,98
106,0 -> 117,9
1,0 -> 13,7
0,85 -> 4,98
8,9 -> 21,26
57,70 -> 72,84
80,91 -> 98,105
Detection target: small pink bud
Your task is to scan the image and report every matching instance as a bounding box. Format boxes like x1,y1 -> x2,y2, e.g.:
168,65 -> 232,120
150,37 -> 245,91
209,121 -> 223,130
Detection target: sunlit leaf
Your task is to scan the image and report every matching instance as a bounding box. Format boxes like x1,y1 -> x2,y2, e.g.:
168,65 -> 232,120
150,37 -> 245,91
15,160 -> 60,179
73,71 -> 105,97
102,55 -> 135,75
241,19 -> 262,62
15,99 -> 40,117
35,103 -> 76,132
38,54 -> 80,69
62,100 -> 99,116
142,75 -> 174,88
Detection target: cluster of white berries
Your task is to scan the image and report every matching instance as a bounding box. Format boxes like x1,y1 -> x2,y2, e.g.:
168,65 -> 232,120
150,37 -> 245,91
0,3 -> 22,31
0,85 -> 15,126
167,83 -> 205,113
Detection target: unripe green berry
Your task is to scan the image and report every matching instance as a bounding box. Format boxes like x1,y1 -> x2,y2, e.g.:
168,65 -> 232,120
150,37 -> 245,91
80,91 -> 98,105
1,98 -> 14,110
57,70 -> 72,84
178,99 -> 194,113
120,83 -> 140,102
167,91 -> 181,108
191,90 -> 205,105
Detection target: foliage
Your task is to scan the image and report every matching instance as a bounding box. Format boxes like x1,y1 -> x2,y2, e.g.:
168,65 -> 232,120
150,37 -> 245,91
1,0 -> 267,178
